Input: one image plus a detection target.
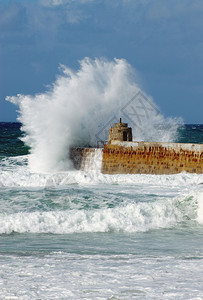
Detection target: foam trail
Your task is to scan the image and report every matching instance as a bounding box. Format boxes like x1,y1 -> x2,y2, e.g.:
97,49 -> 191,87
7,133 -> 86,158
7,57 -> 181,172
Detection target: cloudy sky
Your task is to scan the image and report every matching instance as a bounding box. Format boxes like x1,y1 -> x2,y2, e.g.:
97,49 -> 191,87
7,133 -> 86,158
0,0 -> 203,123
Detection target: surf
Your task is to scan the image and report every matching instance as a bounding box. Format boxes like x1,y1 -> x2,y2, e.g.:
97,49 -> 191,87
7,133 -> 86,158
0,191 -> 202,235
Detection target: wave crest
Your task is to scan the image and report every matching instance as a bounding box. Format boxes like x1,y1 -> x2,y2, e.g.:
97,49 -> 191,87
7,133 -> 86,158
1,193 -> 202,235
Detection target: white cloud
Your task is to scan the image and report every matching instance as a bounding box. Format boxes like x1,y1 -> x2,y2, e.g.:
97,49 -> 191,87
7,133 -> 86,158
38,0 -> 92,25
66,9 -> 84,24
41,0 -> 66,6
41,0 -> 93,7
121,0 -> 203,20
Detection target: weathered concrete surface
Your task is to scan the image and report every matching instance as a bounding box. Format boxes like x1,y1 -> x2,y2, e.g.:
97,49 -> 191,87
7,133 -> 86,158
101,142 -> 203,174
108,121 -> 132,144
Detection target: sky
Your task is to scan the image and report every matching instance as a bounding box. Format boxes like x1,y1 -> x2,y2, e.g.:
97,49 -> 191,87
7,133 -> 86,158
0,0 -> 203,123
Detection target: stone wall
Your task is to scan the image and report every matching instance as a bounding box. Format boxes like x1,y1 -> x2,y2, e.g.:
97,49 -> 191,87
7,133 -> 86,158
101,141 -> 203,174
70,142 -> 203,174
108,121 -> 132,144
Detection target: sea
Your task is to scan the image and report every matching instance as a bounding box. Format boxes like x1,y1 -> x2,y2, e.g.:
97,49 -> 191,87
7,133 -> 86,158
0,122 -> 203,300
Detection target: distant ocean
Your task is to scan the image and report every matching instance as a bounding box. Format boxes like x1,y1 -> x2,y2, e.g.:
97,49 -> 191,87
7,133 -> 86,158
0,122 -> 203,299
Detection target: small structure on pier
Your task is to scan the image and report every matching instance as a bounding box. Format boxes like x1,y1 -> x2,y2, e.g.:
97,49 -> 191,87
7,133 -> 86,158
108,118 -> 132,144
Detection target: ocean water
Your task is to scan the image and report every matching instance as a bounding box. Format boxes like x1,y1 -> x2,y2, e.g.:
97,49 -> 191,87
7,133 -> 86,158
0,122 -> 203,300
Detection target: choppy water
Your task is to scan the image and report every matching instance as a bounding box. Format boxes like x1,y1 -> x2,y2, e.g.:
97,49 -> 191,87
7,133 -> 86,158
0,123 -> 203,299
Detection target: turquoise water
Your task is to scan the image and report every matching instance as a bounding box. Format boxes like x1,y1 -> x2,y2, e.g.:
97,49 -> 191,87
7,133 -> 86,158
0,123 -> 203,299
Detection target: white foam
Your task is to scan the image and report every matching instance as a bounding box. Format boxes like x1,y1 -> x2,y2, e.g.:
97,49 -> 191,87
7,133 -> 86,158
196,191 -> 203,224
1,192 -> 202,234
0,155 -> 203,188
6,57 -> 181,172
1,251 -> 202,300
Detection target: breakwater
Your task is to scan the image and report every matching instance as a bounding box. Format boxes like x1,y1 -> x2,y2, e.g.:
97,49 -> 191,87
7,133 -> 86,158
70,141 -> 203,174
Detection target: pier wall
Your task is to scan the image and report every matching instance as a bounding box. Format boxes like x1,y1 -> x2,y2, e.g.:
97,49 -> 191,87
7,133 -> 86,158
70,142 -> 203,174
101,142 -> 203,174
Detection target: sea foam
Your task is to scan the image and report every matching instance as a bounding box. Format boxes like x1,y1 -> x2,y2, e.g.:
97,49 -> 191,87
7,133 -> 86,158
197,191 -> 203,224
0,191 -> 202,234
0,154 -> 203,188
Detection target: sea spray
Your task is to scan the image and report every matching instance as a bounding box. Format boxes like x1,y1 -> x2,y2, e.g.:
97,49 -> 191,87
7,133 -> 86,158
7,57 -> 181,172
81,148 -> 103,174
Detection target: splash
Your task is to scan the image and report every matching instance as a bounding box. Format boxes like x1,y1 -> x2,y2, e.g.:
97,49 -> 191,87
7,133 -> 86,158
7,57 -> 181,172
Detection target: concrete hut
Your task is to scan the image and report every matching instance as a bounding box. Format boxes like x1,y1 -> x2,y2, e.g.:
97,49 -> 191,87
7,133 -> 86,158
108,118 -> 132,144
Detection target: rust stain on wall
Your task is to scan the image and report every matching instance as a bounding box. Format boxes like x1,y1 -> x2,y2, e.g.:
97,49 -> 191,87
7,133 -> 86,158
70,142 -> 202,174
101,143 -> 203,174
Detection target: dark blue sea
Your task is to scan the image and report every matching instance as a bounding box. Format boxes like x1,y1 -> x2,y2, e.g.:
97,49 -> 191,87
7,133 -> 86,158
0,123 -> 203,299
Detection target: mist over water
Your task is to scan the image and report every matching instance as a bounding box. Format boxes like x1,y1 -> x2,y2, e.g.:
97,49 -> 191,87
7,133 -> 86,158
7,57 -> 182,172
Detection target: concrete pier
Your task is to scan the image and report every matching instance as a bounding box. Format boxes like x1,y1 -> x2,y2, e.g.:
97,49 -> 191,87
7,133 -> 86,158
70,121 -> 203,174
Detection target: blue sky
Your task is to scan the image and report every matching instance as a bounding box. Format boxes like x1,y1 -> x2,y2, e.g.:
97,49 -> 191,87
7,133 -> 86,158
0,0 -> 203,123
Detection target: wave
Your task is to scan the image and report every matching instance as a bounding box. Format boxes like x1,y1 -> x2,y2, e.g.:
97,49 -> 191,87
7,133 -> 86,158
6,57 -> 182,172
0,192 -> 202,235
